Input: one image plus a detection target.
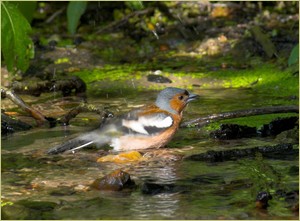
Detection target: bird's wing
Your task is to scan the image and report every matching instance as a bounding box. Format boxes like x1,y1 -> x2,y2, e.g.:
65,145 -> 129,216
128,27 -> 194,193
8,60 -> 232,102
118,110 -> 174,136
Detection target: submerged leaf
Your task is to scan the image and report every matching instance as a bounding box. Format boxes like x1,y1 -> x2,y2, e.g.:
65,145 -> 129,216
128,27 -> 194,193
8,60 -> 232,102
1,2 -> 34,73
97,151 -> 144,163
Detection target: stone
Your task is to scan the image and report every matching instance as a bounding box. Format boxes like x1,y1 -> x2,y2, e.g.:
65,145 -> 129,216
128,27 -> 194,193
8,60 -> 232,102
91,169 -> 135,191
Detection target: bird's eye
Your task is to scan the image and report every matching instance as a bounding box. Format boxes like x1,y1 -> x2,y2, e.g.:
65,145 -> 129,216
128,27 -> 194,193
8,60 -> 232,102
178,95 -> 184,100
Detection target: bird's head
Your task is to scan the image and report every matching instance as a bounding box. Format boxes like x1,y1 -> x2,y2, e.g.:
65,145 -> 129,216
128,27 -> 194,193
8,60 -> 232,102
155,87 -> 198,114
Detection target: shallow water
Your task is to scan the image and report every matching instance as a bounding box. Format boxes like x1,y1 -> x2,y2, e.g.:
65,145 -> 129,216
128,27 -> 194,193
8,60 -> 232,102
1,86 -> 298,220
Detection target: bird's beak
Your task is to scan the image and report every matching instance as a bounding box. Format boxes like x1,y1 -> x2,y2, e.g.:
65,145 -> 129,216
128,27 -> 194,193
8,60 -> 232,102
187,93 -> 199,103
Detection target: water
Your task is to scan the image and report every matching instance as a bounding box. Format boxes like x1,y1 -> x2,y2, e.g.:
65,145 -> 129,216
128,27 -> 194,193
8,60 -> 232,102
1,87 -> 298,219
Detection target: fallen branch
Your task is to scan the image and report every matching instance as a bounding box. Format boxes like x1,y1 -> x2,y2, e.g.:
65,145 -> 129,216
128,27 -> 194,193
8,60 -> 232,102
96,8 -> 154,33
58,103 -> 114,125
1,88 -> 48,126
45,7 -> 66,24
185,143 -> 297,162
181,105 -> 299,128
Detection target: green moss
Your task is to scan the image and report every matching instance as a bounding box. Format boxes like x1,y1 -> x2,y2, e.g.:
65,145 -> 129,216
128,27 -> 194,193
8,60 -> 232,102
204,113 -> 298,131
207,63 -> 298,97
72,65 -> 140,83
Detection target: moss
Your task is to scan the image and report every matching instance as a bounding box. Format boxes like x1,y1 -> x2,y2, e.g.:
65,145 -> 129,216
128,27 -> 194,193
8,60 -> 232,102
204,113 -> 298,131
206,63 -> 299,97
73,65 -> 142,83
72,60 -> 297,108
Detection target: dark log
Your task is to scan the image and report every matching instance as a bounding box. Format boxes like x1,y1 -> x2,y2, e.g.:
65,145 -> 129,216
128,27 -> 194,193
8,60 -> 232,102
1,112 -> 32,135
185,143 -> 297,162
181,106 -> 299,128
10,76 -> 86,97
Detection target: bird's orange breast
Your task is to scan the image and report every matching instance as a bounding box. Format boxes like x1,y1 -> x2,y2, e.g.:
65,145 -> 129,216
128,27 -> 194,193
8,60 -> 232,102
111,113 -> 182,151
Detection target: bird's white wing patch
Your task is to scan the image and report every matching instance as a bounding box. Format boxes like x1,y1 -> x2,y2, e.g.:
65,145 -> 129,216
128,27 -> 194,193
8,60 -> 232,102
122,120 -> 149,134
141,115 -> 173,128
122,114 -> 173,135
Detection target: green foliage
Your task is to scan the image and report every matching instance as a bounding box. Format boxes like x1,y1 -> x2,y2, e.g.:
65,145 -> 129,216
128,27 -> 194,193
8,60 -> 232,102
207,63 -> 299,99
125,1 -> 144,10
288,43 -> 299,66
1,2 -> 34,73
67,1 -> 87,35
11,1 -> 37,23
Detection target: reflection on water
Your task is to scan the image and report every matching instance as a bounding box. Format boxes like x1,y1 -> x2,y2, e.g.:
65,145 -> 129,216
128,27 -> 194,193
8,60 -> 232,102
130,193 -> 180,219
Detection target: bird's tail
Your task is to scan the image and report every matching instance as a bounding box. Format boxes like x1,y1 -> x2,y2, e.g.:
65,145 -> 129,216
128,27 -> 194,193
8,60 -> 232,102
46,131 -> 111,155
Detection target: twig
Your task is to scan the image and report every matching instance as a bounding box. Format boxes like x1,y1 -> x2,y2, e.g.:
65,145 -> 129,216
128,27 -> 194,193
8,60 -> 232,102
96,8 -> 154,33
1,88 -> 48,126
181,105 -> 299,128
45,7 -> 66,24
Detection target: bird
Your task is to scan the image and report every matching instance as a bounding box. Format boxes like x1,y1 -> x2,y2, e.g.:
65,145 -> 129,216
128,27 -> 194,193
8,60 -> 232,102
47,87 -> 198,154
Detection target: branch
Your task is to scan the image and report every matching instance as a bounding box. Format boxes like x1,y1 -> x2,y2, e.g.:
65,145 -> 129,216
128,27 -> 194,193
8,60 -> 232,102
96,8 -> 154,34
181,105 -> 299,128
58,103 -> 114,125
1,88 -> 48,126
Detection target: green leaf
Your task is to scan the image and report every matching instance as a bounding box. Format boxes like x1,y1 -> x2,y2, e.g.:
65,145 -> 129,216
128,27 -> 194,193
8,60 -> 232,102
125,1 -> 144,10
1,2 -> 34,73
67,1 -> 87,35
11,1 -> 37,23
288,43 -> 299,66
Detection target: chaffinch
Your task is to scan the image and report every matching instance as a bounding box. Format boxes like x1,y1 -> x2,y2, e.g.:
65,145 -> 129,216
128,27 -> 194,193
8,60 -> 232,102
47,87 -> 198,154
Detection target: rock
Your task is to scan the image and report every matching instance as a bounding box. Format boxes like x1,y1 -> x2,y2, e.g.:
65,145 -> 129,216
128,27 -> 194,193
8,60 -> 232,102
1,112 -> 32,135
2,200 -> 57,220
258,116 -> 298,137
91,169 -> 135,191
17,200 -> 57,211
1,121 -> 14,135
275,127 -> 299,144
276,189 -> 299,204
1,204 -> 30,220
255,191 -> 272,209
147,74 -> 172,83
210,123 -> 257,139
